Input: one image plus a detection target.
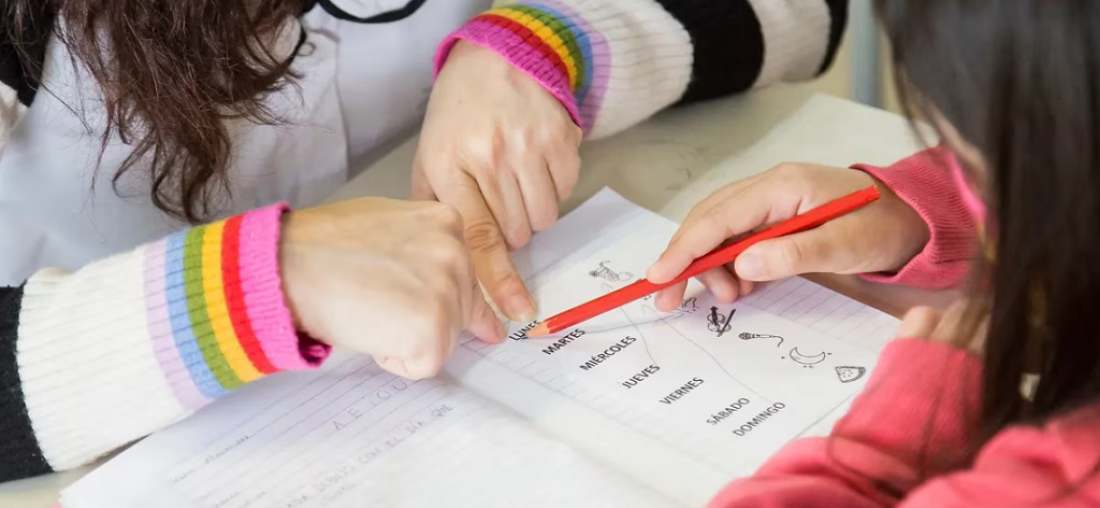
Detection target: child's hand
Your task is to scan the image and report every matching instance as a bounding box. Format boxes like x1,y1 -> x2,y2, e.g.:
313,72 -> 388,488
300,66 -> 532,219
647,163 -> 929,311
280,198 -> 506,380
897,301 -> 988,354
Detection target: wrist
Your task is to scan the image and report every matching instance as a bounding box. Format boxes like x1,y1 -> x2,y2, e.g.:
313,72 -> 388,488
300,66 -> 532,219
279,212 -> 303,332
854,147 -> 978,290
872,176 -> 932,273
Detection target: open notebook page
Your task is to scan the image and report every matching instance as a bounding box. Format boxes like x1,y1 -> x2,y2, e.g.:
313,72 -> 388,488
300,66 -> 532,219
448,188 -> 898,496
61,189 -> 897,508
61,351 -> 683,508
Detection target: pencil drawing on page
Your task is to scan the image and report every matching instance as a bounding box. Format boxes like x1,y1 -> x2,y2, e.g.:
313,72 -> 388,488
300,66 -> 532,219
781,347 -> 831,368
737,332 -> 784,348
589,260 -> 634,282
706,307 -> 736,337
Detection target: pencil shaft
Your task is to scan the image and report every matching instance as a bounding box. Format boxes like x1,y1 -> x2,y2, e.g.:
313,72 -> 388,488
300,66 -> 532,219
543,186 -> 881,334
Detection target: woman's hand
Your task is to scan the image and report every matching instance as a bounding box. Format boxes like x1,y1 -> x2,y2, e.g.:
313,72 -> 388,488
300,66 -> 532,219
897,300 -> 988,354
413,41 -> 583,322
279,198 -> 505,380
647,163 -> 931,311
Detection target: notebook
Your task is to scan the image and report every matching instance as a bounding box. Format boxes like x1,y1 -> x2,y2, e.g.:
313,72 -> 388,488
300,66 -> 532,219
60,189 -> 899,508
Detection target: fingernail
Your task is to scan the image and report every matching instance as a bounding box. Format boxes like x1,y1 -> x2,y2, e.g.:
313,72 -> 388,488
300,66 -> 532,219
738,252 -> 763,279
506,294 -> 537,323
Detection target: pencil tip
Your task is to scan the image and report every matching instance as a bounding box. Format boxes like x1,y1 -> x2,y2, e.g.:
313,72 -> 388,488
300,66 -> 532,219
525,322 -> 550,338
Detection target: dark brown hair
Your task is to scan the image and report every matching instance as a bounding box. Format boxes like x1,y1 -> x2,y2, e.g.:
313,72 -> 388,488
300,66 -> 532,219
9,0 -> 309,222
878,0 -> 1100,442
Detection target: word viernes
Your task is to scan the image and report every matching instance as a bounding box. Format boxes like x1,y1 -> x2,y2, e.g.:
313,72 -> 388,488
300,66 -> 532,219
658,378 -> 705,405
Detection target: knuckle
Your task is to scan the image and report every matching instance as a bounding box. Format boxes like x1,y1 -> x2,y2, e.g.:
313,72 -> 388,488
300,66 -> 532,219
503,222 -> 532,249
434,234 -> 469,270
464,218 -> 505,255
431,203 -> 464,231
771,163 -> 811,186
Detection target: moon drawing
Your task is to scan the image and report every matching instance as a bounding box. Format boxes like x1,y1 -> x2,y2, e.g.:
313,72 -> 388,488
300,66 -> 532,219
784,347 -> 829,368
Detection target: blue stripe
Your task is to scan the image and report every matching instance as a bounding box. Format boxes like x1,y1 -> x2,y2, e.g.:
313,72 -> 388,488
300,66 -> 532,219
165,231 -> 228,399
527,2 -> 594,106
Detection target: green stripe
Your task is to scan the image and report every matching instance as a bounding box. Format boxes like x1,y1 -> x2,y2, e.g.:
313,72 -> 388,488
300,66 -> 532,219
508,4 -> 586,94
183,226 -> 244,390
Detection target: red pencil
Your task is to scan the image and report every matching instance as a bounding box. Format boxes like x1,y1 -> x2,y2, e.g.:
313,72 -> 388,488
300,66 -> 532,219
525,185 -> 881,337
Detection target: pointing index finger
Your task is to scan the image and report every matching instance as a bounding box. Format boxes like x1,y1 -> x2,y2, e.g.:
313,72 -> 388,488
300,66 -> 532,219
436,171 -> 536,322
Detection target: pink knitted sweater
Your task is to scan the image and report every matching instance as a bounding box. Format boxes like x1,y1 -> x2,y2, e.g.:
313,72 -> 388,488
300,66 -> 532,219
709,147 -> 1100,507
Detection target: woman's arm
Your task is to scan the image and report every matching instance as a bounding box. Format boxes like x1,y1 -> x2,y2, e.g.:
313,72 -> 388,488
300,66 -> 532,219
0,195 -> 507,484
439,0 -> 848,138
0,205 -> 328,482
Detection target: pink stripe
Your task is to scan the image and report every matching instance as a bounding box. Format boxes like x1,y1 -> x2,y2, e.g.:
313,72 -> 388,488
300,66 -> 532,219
537,0 -> 611,133
144,238 -> 207,409
237,204 -> 329,370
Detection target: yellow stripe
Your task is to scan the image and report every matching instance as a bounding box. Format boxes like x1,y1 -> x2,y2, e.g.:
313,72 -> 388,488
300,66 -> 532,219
202,222 -> 264,383
494,8 -> 578,89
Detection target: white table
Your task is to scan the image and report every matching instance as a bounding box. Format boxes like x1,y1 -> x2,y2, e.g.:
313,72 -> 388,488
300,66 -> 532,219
0,85 -> 952,508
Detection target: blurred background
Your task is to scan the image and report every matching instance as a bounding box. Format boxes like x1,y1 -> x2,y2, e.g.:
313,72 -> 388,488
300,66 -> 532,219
804,0 -> 900,113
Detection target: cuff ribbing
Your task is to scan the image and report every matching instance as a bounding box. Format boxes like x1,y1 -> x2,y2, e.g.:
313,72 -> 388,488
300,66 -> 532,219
854,147 -> 978,290
436,7 -> 585,130
237,204 -> 330,371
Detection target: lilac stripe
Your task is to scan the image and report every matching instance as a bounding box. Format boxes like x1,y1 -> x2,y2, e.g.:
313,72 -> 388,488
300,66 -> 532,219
144,239 -> 207,409
534,0 -> 611,133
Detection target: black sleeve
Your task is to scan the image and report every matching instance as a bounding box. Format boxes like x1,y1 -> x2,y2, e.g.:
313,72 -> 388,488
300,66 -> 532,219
0,0 -> 53,107
653,0 -> 849,105
0,285 -> 54,483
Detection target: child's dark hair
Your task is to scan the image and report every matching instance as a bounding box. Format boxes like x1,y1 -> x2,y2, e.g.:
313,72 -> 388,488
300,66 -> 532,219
878,0 -> 1100,442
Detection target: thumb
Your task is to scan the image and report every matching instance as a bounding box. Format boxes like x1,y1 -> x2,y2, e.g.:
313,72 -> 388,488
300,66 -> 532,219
734,228 -> 836,281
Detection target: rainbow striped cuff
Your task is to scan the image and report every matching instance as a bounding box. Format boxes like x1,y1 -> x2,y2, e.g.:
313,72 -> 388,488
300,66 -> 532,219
144,204 -> 329,408
436,1 -> 609,135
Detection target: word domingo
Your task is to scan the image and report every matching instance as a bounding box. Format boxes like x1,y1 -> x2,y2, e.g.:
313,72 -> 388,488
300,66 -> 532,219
706,398 -> 751,426
509,321 -> 541,341
658,378 -> 705,405
621,365 -> 661,389
732,402 -> 787,436
579,337 -> 637,371
541,329 -> 586,355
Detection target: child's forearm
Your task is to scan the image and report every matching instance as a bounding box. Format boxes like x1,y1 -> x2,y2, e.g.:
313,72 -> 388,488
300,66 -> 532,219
440,0 -> 847,139
0,204 -> 329,483
855,146 -> 979,290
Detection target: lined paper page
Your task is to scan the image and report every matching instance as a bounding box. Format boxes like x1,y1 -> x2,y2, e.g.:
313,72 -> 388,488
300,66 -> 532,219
62,353 -> 682,508
455,189 -> 894,481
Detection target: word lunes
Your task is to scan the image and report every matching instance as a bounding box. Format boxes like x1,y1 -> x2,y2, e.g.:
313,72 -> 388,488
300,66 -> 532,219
509,321 -> 541,341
